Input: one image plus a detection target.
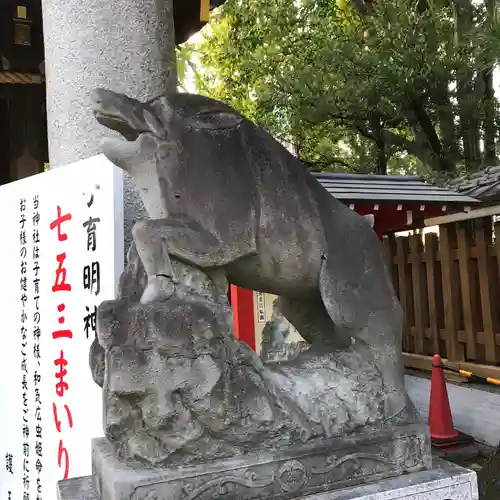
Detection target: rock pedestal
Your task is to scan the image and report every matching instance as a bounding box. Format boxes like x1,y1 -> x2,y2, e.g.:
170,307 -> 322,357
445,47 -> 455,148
82,242 -> 434,500
90,425 -> 430,500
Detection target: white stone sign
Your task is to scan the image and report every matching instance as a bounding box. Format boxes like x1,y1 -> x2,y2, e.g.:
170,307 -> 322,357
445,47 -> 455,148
0,155 -> 124,500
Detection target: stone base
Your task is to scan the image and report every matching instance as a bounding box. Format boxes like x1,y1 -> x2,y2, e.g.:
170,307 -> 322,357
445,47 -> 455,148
58,459 -> 477,500
87,422 -> 430,500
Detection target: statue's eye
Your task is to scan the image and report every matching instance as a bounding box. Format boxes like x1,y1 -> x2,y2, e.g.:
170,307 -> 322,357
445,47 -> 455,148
189,110 -> 243,131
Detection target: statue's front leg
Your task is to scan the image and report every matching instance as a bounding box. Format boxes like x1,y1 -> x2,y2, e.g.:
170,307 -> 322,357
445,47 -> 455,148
131,219 -> 175,303
133,217 -> 257,269
132,219 -> 175,278
132,218 -> 257,303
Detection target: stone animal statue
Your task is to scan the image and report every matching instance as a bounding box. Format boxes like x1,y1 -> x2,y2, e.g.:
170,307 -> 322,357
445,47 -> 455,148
91,89 -> 408,418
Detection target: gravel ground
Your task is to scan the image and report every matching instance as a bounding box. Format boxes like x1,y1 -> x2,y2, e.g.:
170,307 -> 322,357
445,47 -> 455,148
476,445 -> 500,500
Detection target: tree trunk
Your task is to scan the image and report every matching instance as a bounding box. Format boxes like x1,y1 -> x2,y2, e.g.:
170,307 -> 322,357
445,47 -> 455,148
401,99 -> 454,173
458,77 -> 482,170
375,148 -> 387,174
372,116 -> 387,174
482,67 -> 496,166
454,0 -> 482,170
481,0 -> 497,166
409,98 -> 454,172
434,83 -> 459,165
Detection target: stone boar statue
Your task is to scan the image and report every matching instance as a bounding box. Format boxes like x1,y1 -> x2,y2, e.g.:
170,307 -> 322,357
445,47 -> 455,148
92,89 -> 409,417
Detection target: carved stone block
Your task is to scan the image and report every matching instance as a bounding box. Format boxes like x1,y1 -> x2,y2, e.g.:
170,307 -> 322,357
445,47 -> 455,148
59,459 -> 479,500
91,422 -> 431,500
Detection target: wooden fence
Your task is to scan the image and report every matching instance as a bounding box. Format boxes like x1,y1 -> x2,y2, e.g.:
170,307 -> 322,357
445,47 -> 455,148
383,216 -> 500,366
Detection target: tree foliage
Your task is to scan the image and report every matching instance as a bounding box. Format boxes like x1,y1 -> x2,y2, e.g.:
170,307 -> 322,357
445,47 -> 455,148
182,0 -> 500,177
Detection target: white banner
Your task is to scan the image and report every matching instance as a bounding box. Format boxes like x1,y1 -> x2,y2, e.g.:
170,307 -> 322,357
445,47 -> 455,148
0,155 -> 123,500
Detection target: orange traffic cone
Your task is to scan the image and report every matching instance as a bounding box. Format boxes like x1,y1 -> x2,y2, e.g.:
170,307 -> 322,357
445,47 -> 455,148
428,354 -> 473,449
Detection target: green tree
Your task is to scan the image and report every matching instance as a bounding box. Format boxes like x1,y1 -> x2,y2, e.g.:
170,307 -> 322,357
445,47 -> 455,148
181,0 -> 500,177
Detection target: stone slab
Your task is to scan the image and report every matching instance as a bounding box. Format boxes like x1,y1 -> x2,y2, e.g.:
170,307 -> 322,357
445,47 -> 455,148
90,423 -> 431,500
58,459 -> 477,500
59,476 -> 96,500
303,459 -> 478,500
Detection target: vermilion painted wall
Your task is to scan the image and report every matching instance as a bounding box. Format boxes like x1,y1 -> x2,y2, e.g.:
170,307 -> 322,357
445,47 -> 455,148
230,284 -> 256,351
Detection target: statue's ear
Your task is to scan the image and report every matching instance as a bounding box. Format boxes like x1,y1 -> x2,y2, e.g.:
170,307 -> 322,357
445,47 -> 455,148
142,107 -> 166,138
363,214 -> 375,228
148,96 -> 179,132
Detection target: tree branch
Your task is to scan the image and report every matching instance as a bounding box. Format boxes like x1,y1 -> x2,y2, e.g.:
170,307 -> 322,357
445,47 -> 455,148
409,98 -> 454,172
302,157 -> 356,170
349,0 -> 374,16
355,122 -> 376,141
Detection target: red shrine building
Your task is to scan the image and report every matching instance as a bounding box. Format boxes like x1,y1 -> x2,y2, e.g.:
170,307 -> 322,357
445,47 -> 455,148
230,171 -> 478,352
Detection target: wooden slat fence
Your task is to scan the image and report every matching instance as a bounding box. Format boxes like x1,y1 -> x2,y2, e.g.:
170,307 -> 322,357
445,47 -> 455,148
384,216 -> 500,365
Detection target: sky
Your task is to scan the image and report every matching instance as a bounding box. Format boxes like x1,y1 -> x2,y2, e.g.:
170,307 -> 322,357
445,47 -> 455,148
181,32 -> 205,94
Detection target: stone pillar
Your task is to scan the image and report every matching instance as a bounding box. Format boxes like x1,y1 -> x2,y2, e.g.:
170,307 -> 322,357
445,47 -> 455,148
41,0 -> 176,250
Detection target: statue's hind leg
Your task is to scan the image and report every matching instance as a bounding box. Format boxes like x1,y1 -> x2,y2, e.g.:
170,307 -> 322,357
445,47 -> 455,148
276,295 -> 352,350
318,256 -> 408,419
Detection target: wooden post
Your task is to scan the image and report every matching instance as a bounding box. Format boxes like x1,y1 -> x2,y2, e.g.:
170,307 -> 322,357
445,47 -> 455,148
440,224 -> 464,361
409,233 -> 426,354
230,285 -> 256,351
396,236 -> 412,352
424,233 -> 441,355
456,222 -> 477,359
475,217 -> 496,362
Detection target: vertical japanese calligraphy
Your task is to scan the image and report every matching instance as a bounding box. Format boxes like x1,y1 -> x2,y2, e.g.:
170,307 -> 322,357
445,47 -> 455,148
32,194 -> 43,500
257,292 -> 266,323
49,206 -> 73,481
82,191 -> 101,340
20,197 -> 31,500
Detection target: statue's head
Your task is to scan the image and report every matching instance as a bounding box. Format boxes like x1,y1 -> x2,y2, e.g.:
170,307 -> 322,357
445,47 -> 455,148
91,89 -> 252,220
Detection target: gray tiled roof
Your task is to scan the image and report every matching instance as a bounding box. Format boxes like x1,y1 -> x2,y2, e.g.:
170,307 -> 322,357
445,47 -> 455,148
446,166 -> 500,202
312,172 -> 478,205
